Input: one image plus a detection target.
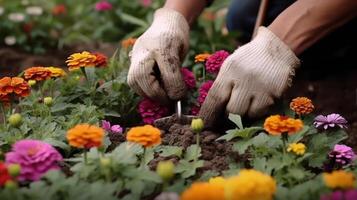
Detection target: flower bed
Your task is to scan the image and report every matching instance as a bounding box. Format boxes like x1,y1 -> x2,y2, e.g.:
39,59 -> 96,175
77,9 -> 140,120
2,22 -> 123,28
0,44 -> 356,200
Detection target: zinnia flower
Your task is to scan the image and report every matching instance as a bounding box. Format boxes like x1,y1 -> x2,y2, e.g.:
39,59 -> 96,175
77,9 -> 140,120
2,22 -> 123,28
66,51 -> 97,71
52,4 -> 66,15
93,52 -> 108,67
47,67 -> 66,78
0,77 -> 30,98
181,68 -> 196,89
126,125 -> 161,148
190,106 -> 200,116
25,6 -> 43,16
4,36 -> 16,46
5,139 -> 63,181
121,38 -> 137,48
264,115 -> 303,136
287,143 -> 306,155
101,120 -> 123,134
0,162 -> 11,186
140,0 -> 152,7
290,97 -> 314,115
314,114 -> 348,130
224,169 -> 276,200
181,182 -> 225,200
194,53 -> 211,63
321,190 -> 357,200
67,124 -> 105,149
138,98 -> 169,124
323,170 -> 355,189
198,80 -> 213,105
205,50 -> 229,74
329,144 -> 356,166
95,1 -> 113,11
24,67 -> 52,81
8,13 -> 25,22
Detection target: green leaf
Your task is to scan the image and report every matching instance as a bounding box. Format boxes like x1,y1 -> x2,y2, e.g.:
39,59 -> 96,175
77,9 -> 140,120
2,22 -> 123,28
228,113 -> 243,129
232,139 -> 252,154
155,146 -> 183,157
120,12 -> 149,27
111,142 -> 143,165
184,145 -> 201,161
43,138 -> 70,152
175,159 -> 204,178
217,127 -> 262,141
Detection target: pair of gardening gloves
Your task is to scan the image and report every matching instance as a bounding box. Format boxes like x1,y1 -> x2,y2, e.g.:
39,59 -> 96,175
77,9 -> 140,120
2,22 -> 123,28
128,8 -> 300,127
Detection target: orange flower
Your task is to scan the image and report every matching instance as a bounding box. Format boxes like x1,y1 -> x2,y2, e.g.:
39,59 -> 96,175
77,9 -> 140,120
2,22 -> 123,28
290,97 -> 314,115
0,77 -> 30,98
66,51 -> 97,71
47,67 -> 67,78
24,67 -> 52,81
202,11 -> 216,21
93,53 -> 108,67
323,170 -> 355,189
264,115 -> 303,135
0,94 -> 10,105
126,125 -> 161,147
195,53 -> 211,63
181,182 -> 225,200
66,124 -> 105,149
121,38 -> 137,49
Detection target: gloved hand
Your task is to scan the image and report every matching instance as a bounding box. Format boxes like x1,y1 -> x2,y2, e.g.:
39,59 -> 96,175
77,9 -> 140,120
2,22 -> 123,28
199,27 -> 300,126
127,8 -> 190,104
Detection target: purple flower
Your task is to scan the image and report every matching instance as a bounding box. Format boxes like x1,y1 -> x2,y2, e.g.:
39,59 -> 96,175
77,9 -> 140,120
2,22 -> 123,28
101,120 -> 123,134
95,1 -> 113,11
205,50 -> 229,74
321,190 -> 357,200
329,144 -> 356,165
5,139 -> 63,181
313,113 -> 347,130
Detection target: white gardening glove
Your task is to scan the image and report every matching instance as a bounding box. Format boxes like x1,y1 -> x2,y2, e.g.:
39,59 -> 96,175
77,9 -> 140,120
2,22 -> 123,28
127,8 -> 190,104
199,27 -> 300,126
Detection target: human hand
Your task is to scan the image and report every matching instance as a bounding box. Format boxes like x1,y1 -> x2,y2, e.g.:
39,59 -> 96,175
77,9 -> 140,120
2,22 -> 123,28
199,27 -> 300,126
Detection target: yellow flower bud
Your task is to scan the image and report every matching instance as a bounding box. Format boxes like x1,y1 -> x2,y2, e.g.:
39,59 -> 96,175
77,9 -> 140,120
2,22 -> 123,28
28,80 -> 36,86
191,118 -> 204,133
100,157 -> 111,168
44,97 -> 53,106
156,161 -> 175,181
8,164 -> 21,177
8,113 -> 22,127
4,180 -> 18,190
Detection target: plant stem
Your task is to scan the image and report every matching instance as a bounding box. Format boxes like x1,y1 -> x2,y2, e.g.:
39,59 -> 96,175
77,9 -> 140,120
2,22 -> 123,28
81,67 -> 89,82
194,133 -> 200,163
84,150 -> 88,165
0,104 -> 6,126
202,65 -> 206,82
282,132 -> 288,155
140,148 -> 147,169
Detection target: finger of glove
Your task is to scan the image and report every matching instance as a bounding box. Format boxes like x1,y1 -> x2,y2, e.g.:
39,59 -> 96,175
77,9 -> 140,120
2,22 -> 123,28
128,52 -> 169,104
156,49 -> 186,100
247,93 -> 274,118
199,81 -> 232,127
226,84 -> 251,116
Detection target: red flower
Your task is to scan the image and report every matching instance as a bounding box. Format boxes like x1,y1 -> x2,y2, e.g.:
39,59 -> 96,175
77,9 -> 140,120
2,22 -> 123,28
52,4 -> 67,15
138,98 -> 169,124
93,53 -> 108,67
181,68 -> 196,89
0,162 -> 11,186
198,81 -> 214,105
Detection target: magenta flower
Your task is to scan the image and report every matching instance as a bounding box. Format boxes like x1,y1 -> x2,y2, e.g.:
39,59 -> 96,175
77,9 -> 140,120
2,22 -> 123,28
95,1 -> 113,11
198,80 -> 214,105
314,113 -> 348,130
181,68 -> 196,89
190,106 -> 200,116
205,50 -> 229,74
140,0 -> 152,7
321,190 -> 357,200
138,98 -> 169,124
5,139 -> 63,181
329,144 -> 356,165
101,120 -> 123,134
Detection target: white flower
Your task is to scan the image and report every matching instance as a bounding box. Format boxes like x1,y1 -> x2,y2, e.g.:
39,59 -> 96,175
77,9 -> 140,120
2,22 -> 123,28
26,6 -> 43,16
8,13 -> 25,22
21,0 -> 29,6
0,7 -> 4,16
4,36 -> 16,46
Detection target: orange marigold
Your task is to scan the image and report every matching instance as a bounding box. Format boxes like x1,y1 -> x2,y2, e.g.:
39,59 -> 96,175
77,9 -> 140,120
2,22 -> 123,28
0,77 -> 30,97
323,170 -> 355,189
195,53 -> 211,63
24,67 -> 52,81
47,67 -> 67,78
290,97 -> 314,115
126,125 -> 161,148
264,115 -> 303,136
66,124 -> 105,149
66,51 -> 97,71
181,182 -> 225,200
93,53 -> 108,67
121,38 -> 137,48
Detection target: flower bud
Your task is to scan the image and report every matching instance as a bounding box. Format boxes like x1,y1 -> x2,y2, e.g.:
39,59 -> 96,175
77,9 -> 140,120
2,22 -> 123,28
8,113 -> 22,127
43,97 -> 53,106
100,157 -> 111,168
28,80 -> 36,86
156,161 -> 175,181
4,180 -> 17,189
8,164 -> 21,177
191,118 -> 204,133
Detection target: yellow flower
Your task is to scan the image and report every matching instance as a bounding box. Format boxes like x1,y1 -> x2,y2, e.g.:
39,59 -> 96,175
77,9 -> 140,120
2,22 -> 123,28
209,176 -> 226,188
181,182 -> 225,200
195,53 -> 211,63
126,125 -> 161,148
47,67 -> 66,78
264,115 -> 303,136
287,143 -> 306,155
66,51 -> 97,71
290,97 -> 314,115
224,169 -> 276,200
323,170 -> 355,189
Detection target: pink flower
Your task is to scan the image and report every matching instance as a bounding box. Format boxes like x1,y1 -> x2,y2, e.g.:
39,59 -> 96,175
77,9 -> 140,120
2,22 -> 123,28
139,0 -> 152,7
190,106 -> 200,116
329,144 -> 356,165
5,139 -> 63,181
101,120 -> 123,134
181,68 -> 196,89
138,98 -> 169,124
314,113 -> 348,130
95,1 -> 113,11
198,80 -> 214,105
205,50 -> 229,74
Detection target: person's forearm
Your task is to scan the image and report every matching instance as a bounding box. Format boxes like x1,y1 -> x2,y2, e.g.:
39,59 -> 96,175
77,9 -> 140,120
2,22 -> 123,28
164,0 -> 206,25
268,0 -> 357,55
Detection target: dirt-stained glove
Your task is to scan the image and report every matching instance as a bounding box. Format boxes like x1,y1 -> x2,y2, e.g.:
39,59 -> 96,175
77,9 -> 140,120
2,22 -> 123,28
199,27 -> 300,126
127,8 -> 190,104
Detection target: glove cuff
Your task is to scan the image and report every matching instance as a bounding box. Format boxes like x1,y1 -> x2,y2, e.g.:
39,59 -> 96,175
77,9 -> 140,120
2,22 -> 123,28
153,8 -> 190,36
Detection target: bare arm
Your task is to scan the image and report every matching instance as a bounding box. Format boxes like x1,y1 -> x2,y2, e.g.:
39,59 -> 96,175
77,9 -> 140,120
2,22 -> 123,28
269,0 -> 357,55
164,0 -> 207,24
